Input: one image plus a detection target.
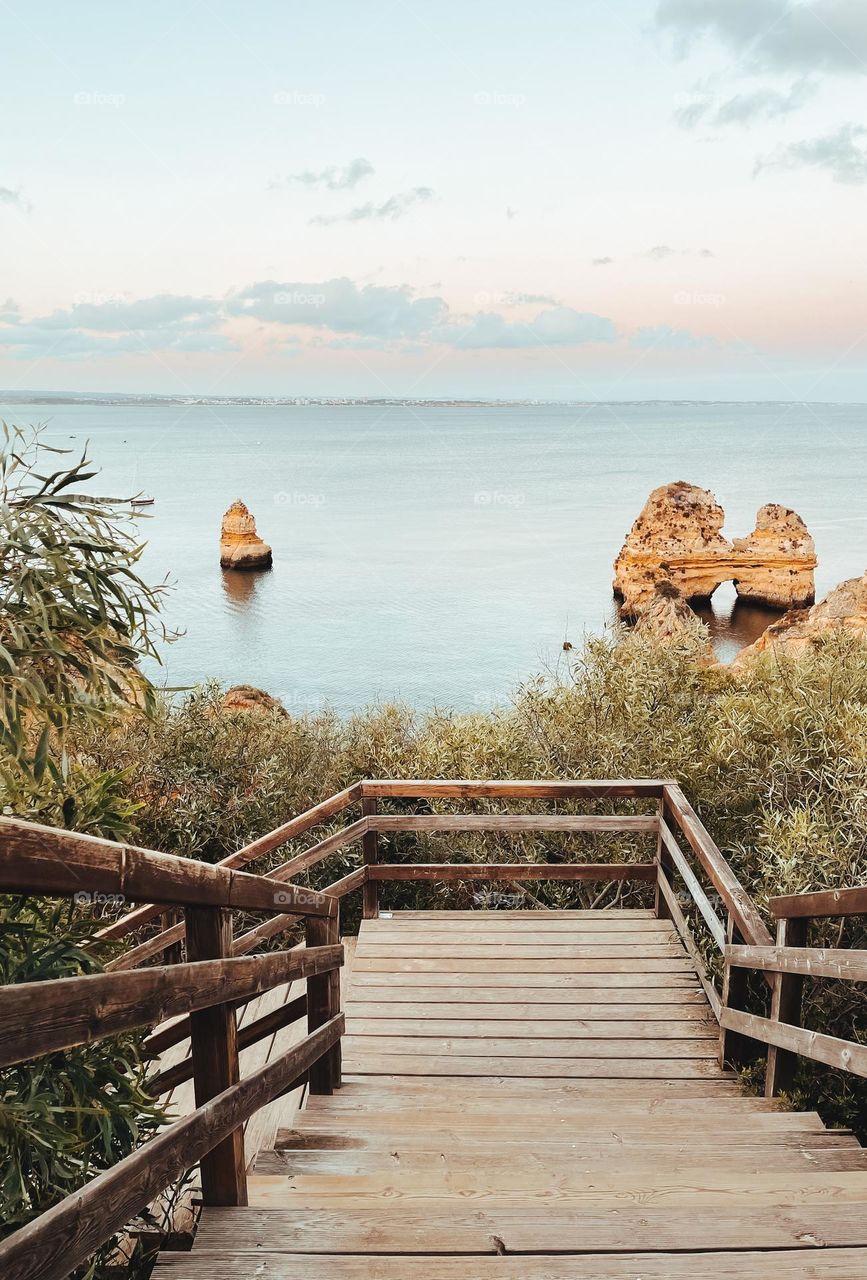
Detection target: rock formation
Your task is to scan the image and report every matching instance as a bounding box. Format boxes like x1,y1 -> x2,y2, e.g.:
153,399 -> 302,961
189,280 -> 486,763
613,482 -> 815,617
631,580 -> 715,663
221,685 -> 287,715
735,570 -> 867,662
220,500 -> 272,571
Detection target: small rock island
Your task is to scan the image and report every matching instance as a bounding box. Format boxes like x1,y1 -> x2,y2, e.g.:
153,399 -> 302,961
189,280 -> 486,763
219,499 -> 272,571
613,481 -> 816,617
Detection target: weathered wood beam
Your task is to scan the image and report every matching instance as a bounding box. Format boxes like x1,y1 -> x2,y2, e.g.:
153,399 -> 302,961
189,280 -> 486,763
369,814 -> 658,833
727,943 -> 867,983
721,1007 -> 867,1079
0,1015 -> 344,1280
0,946 -> 341,1067
361,778 -> 666,798
769,884 -> 867,920
0,817 -> 335,916
658,821 -> 726,951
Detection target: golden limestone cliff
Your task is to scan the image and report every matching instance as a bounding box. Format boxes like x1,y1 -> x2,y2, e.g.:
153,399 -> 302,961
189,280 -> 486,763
735,569 -> 867,662
613,481 -> 816,617
219,499 -> 272,571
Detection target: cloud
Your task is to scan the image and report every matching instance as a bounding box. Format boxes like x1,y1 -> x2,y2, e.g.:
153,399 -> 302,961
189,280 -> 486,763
592,256 -> 614,266
0,185 -> 32,214
645,245 -> 677,260
755,122 -> 867,182
311,186 -> 434,226
229,277 -> 448,338
277,157 -> 374,191
442,306 -> 617,349
676,78 -> 815,128
656,0 -> 867,75
631,324 -> 716,349
1,282 -> 715,360
0,293 -> 236,360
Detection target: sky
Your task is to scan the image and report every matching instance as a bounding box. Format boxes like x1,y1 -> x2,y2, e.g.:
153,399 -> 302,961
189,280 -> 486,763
1,0 -> 866,401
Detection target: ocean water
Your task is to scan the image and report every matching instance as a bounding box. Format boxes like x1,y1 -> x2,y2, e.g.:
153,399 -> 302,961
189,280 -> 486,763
4,401 -> 865,713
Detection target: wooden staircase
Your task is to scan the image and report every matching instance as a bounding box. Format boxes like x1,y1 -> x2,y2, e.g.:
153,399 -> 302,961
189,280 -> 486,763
153,909 -> 867,1278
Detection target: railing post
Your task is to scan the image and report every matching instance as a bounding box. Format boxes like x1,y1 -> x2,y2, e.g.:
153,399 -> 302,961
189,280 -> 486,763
719,912 -> 754,1071
184,906 -> 247,1206
306,903 -> 342,1094
362,795 -> 380,919
654,797 -> 673,921
765,914 -> 808,1098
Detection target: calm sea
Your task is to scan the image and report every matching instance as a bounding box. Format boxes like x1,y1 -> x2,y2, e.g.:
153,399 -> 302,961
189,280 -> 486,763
4,401 -> 865,713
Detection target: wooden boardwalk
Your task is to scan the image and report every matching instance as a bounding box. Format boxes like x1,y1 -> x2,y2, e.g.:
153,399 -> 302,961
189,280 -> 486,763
154,910 -> 867,1278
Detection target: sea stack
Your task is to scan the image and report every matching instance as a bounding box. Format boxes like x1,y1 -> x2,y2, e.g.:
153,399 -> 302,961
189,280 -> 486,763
613,482 -> 816,617
219,499 -> 272,571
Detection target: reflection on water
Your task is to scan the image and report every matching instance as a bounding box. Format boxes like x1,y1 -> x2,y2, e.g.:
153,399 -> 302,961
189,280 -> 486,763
694,583 -> 786,663
221,568 -> 266,610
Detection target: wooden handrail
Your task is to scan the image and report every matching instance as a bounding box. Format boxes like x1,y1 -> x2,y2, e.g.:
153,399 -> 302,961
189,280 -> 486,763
96,785 -> 362,943
361,778 -> 665,799
369,813 -> 657,833
769,884 -> 867,920
0,816 -> 335,917
0,1015 -> 344,1280
0,945 -> 341,1068
727,944 -> 867,982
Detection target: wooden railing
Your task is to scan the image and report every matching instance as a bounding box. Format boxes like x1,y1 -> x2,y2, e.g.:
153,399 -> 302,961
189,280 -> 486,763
722,884 -> 867,1096
0,816 -> 345,1280
0,778 -> 862,1279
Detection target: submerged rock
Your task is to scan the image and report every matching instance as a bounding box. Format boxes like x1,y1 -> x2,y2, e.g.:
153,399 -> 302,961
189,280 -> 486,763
220,500 -> 272,571
736,569 -> 867,662
221,684 -> 287,715
613,482 -> 815,617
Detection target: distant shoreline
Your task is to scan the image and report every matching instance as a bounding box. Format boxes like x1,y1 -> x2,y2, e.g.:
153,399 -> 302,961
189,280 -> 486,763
0,394 -> 862,409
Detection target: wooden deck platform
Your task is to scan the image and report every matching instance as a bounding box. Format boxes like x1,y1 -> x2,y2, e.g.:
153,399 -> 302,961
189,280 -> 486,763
152,908 -> 867,1277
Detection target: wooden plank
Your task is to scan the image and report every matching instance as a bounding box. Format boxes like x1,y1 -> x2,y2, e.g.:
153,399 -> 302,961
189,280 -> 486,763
721,1008 -> 867,1079
152,1247 -> 867,1277
342,1054 -> 726,1077
344,1017 -> 718,1039
252,1170 -> 867,1205
0,946 -> 341,1068
351,957 -> 694,973
361,778 -> 665,799
362,919 -> 672,933
658,821 -> 726,950
347,972 -> 701,989
185,907 -> 247,1207
728,944 -> 867,982
343,1034 -> 720,1059
0,1016 -> 344,1280
347,1000 -> 715,1019
356,943 -> 685,960
0,816 -> 335,916
370,863 -> 656,882
381,908 -> 657,918
662,785 -> 773,949
369,814 -> 658,833
188,1202 -> 867,1252
770,884 -> 867,920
